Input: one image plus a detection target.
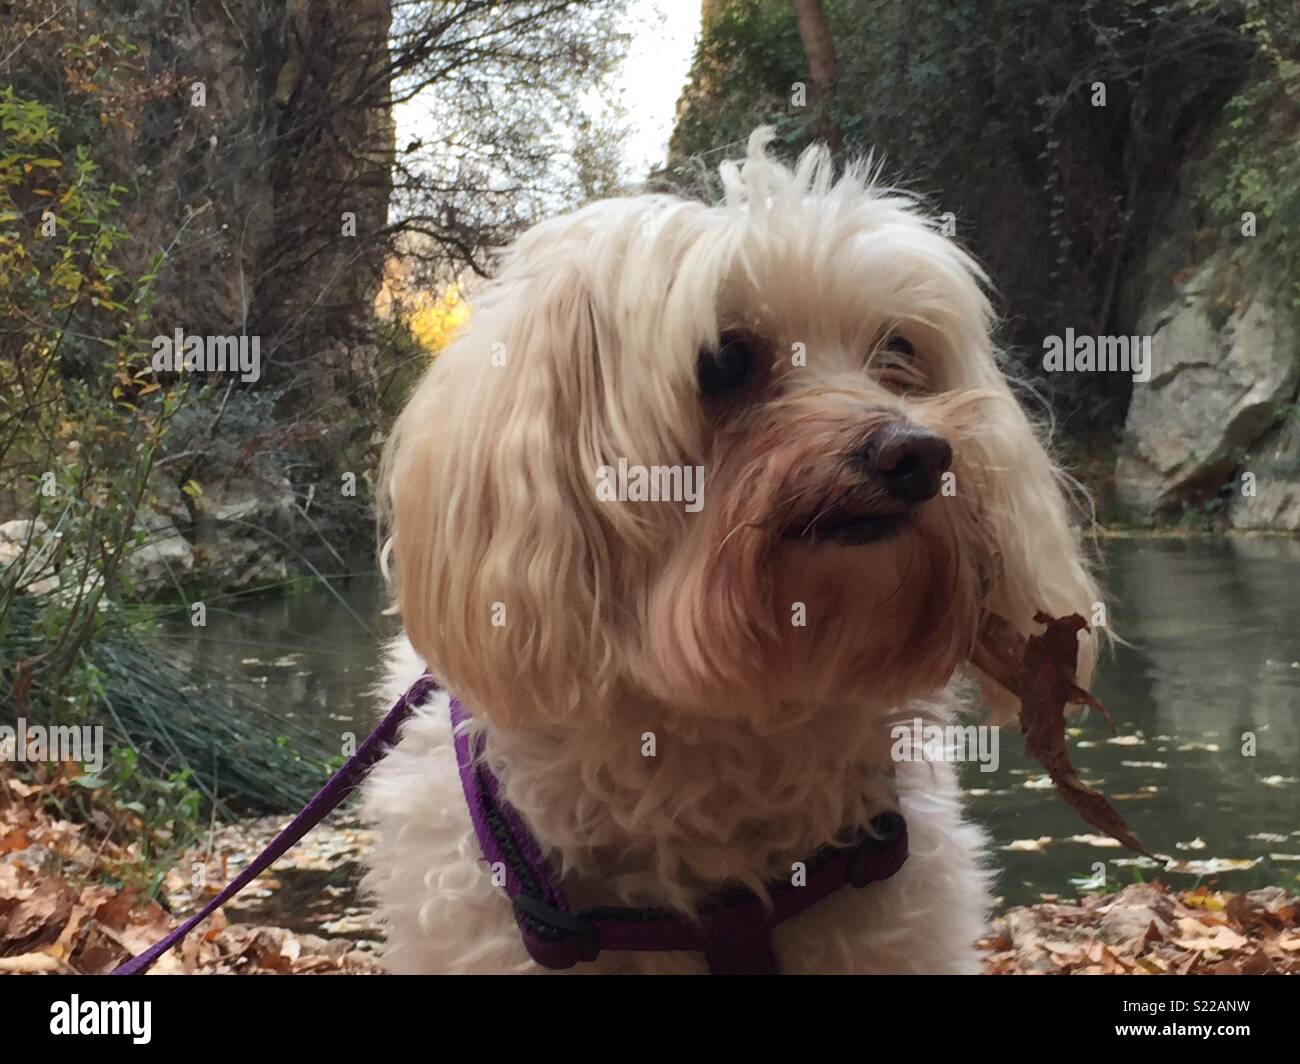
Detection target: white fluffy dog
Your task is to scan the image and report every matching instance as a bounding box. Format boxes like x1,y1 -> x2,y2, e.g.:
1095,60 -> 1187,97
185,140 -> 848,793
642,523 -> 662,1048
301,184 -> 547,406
361,130 -> 1099,974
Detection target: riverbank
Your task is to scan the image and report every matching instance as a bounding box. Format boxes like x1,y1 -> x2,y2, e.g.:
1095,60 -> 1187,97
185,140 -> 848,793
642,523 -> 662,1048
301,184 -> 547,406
0,769 -> 380,974
1093,526 -> 1300,539
5,768 -> 1297,975
981,882 -> 1300,974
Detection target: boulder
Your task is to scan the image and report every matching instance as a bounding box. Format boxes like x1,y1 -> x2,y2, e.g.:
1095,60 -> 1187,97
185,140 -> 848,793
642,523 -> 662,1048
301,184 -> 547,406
122,478 -> 196,594
193,475 -> 297,591
0,519 -> 59,596
1116,249 -> 1299,523
1229,413 -> 1300,531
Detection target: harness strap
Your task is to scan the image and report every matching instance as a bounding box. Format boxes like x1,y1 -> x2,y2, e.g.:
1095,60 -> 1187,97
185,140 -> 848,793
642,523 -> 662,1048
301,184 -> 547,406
449,696 -> 909,975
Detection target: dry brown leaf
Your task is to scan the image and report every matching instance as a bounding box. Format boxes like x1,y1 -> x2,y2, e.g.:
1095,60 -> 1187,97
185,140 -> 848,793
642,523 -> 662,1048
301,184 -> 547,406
71,923 -> 132,975
0,827 -> 32,855
1171,918 -> 1250,952
1228,891 -> 1288,933
977,611 -> 1152,857
49,901 -> 94,961
4,778 -> 39,798
0,951 -> 67,973
1240,952 -> 1276,974
1,879 -> 76,952
92,886 -> 146,930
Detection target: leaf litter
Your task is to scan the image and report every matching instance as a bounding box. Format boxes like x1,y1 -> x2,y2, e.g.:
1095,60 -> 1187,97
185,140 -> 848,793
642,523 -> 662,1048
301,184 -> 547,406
0,769 -> 380,975
981,882 -> 1300,975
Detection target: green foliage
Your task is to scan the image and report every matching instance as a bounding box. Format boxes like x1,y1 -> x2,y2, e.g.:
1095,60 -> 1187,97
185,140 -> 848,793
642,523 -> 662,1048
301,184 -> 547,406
671,0 -> 807,160
1200,1 -> 1300,311
0,88 -> 182,706
0,83 -> 359,815
67,746 -> 205,892
0,89 -> 316,850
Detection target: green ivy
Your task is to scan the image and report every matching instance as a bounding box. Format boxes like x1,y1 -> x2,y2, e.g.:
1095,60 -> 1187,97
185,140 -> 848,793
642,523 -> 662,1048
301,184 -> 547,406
1201,2 -> 1300,310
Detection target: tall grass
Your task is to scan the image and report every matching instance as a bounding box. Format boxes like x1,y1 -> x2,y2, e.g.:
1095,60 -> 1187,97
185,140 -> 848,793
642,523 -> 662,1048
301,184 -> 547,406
0,594 -> 337,815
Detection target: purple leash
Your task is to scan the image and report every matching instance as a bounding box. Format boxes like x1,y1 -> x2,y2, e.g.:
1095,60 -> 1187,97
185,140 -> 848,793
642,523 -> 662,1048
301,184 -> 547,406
113,673 -> 440,975
117,671 -> 909,975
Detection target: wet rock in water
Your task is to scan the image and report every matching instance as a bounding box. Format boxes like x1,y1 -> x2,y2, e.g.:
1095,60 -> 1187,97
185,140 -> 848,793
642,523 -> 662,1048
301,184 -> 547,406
193,474 -> 296,590
1230,415 -> 1300,531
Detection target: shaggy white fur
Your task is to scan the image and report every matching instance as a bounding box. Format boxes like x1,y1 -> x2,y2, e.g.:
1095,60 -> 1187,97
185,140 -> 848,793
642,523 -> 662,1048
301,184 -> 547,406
360,130 -> 1099,974
362,637 -> 995,974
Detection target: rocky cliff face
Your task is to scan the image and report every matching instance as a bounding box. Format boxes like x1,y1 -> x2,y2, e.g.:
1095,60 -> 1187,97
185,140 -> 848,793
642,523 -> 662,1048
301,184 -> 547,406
1115,83 -> 1300,530
1117,244 -> 1299,525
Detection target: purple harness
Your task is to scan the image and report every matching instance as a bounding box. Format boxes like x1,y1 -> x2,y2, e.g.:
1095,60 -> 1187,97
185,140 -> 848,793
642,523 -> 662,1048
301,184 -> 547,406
115,673 -> 908,975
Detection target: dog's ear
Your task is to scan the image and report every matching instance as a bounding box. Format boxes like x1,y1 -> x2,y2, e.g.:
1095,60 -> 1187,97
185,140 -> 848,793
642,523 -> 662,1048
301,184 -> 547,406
382,263 -> 618,728
964,366 -> 1103,723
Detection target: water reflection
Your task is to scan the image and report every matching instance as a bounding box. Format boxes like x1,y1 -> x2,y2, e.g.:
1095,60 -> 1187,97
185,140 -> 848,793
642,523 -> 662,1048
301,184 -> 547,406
160,539 -> 1300,907
971,536 -> 1300,905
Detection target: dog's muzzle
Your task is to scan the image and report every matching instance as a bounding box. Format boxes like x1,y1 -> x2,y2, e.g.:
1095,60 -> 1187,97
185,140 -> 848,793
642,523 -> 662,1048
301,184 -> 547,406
783,420 -> 953,545
859,421 -> 953,504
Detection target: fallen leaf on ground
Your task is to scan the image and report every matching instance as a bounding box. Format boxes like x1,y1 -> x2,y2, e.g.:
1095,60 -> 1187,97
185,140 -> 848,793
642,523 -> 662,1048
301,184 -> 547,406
0,762 -> 384,976
983,882 -> 1299,975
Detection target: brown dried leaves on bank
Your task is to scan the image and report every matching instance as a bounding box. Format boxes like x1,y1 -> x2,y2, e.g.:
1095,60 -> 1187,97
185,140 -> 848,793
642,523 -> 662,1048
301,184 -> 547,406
0,772 -> 380,975
981,882 -> 1300,975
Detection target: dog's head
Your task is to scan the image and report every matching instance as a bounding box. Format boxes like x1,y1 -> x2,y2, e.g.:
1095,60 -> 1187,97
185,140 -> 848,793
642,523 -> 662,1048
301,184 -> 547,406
383,130 -> 1099,729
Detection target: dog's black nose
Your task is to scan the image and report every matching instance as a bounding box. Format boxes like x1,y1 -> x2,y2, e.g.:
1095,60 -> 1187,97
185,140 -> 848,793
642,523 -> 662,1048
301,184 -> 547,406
862,423 -> 953,503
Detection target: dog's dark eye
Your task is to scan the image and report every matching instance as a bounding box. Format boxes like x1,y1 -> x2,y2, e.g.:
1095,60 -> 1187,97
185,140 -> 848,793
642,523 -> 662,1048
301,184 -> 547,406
873,331 -> 928,393
698,332 -> 754,398
885,333 -> 914,359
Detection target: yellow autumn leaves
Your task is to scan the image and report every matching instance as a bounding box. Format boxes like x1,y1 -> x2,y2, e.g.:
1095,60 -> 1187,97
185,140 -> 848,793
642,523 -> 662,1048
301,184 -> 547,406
407,285 -> 470,354
375,256 -> 470,356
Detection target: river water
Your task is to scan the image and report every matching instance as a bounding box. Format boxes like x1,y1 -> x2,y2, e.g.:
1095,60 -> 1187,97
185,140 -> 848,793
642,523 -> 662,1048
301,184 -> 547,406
161,536 -> 1300,909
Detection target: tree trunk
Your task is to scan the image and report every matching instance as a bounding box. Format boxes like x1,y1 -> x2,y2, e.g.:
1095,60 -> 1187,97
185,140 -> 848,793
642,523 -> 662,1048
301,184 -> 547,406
790,0 -> 841,152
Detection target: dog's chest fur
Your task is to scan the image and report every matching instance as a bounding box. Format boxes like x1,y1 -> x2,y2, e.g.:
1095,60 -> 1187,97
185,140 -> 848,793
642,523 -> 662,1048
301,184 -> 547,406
361,636 -> 996,974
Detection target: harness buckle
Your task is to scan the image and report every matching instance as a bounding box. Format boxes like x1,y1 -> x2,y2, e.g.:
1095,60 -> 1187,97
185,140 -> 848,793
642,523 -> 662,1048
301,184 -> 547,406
512,894 -> 601,968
